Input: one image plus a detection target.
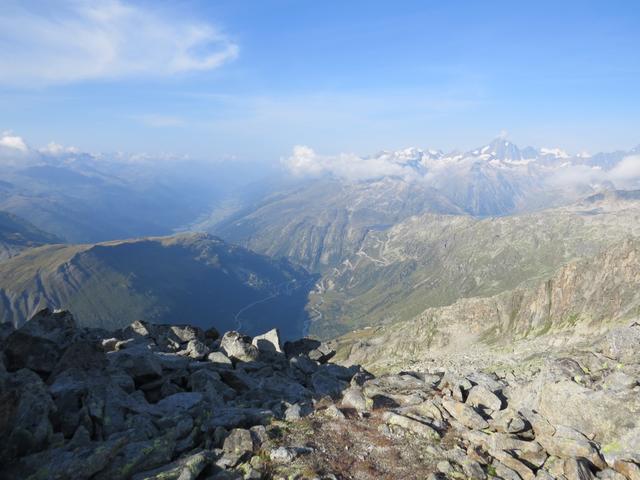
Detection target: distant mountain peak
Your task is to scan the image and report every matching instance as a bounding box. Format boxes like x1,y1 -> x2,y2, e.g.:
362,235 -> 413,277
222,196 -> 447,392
483,137 -> 523,161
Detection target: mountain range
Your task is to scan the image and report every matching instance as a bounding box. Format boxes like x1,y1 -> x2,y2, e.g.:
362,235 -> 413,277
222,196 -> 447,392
208,139 -> 640,272
1,137 -> 639,345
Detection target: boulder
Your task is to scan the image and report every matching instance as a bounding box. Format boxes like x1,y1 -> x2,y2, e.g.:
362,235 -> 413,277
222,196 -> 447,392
536,425 -> 606,470
107,346 -> 162,383
2,436 -> 128,479
220,332 -> 259,363
341,386 -> 369,412
289,355 -> 318,375
597,469 -> 629,480
269,446 -> 312,463
156,392 -> 205,413
442,398 -> 489,430
311,370 -> 348,398
596,324 -> 640,364
207,351 -> 233,368
132,450 -> 213,480
94,430 -> 178,479
189,369 -> 236,402
0,369 -> 55,463
564,457 -> 597,480
179,339 -> 210,360
251,328 -> 282,353
3,308 -> 77,373
382,412 -> 440,441
283,338 -> 321,358
222,428 -> 255,466
466,385 -> 503,412
613,460 -> 640,480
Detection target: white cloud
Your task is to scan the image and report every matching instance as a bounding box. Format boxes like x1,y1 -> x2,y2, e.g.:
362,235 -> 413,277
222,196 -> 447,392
0,0 -> 238,86
38,142 -> 80,155
283,145 -> 417,181
547,154 -> 640,189
0,132 -> 28,152
608,155 -> 640,183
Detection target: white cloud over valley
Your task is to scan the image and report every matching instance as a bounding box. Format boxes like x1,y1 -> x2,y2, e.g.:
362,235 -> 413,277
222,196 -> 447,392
283,145 -> 416,181
0,0 -> 238,86
0,132 -> 28,152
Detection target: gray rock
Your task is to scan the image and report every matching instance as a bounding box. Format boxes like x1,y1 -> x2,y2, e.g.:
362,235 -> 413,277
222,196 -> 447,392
94,430 -> 177,479
382,411 -> 440,441
493,460 -> 522,480
597,324 -> 640,363
179,339 -> 210,360
602,371 -> 638,390
169,324 -> 204,344
438,374 -> 472,401
537,425 -> 606,470
107,346 -> 163,382
311,370 -> 348,398
207,351 -> 233,368
220,331 -> 259,363
132,450 -> 213,480
492,449 -> 535,480
154,352 -> 191,370
2,436 -> 128,480
613,460 -> 640,480
156,392 -> 205,413
341,386 -> 369,412
290,355 -> 318,374
564,457 -> 596,480
324,404 -> 346,419
285,402 -> 313,420
269,446 -> 312,463
3,309 -> 76,373
490,408 -> 528,433
203,407 -> 274,429
466,385 -> 503,412
597,468 -> 628,480
252,328 -> 283,353
0,368 -> 55,463
442,397 -> 489,430
222,428 -> 255,466
189,369 -> 236,402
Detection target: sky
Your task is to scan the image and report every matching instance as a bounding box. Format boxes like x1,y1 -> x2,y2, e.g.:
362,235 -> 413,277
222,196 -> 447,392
0,0 -> 639,162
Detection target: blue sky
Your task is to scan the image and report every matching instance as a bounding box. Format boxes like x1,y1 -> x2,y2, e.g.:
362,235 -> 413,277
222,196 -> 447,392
0,0 -> 639,161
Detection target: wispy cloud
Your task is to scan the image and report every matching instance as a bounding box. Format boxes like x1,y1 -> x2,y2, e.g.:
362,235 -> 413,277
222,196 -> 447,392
0,0 -> 238,86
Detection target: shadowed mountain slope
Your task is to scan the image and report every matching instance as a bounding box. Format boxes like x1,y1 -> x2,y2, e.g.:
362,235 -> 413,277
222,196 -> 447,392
0,233 -> 313,338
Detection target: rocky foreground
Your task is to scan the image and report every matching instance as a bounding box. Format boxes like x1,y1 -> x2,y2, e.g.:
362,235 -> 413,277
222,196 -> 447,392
1,309 -> 639,479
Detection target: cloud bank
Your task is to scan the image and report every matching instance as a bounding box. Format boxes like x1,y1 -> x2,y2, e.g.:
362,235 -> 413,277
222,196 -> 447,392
283,146 -> 416,181
0,132 -> 28,152
284,144 -> 640,190
0,0 -> 238,86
